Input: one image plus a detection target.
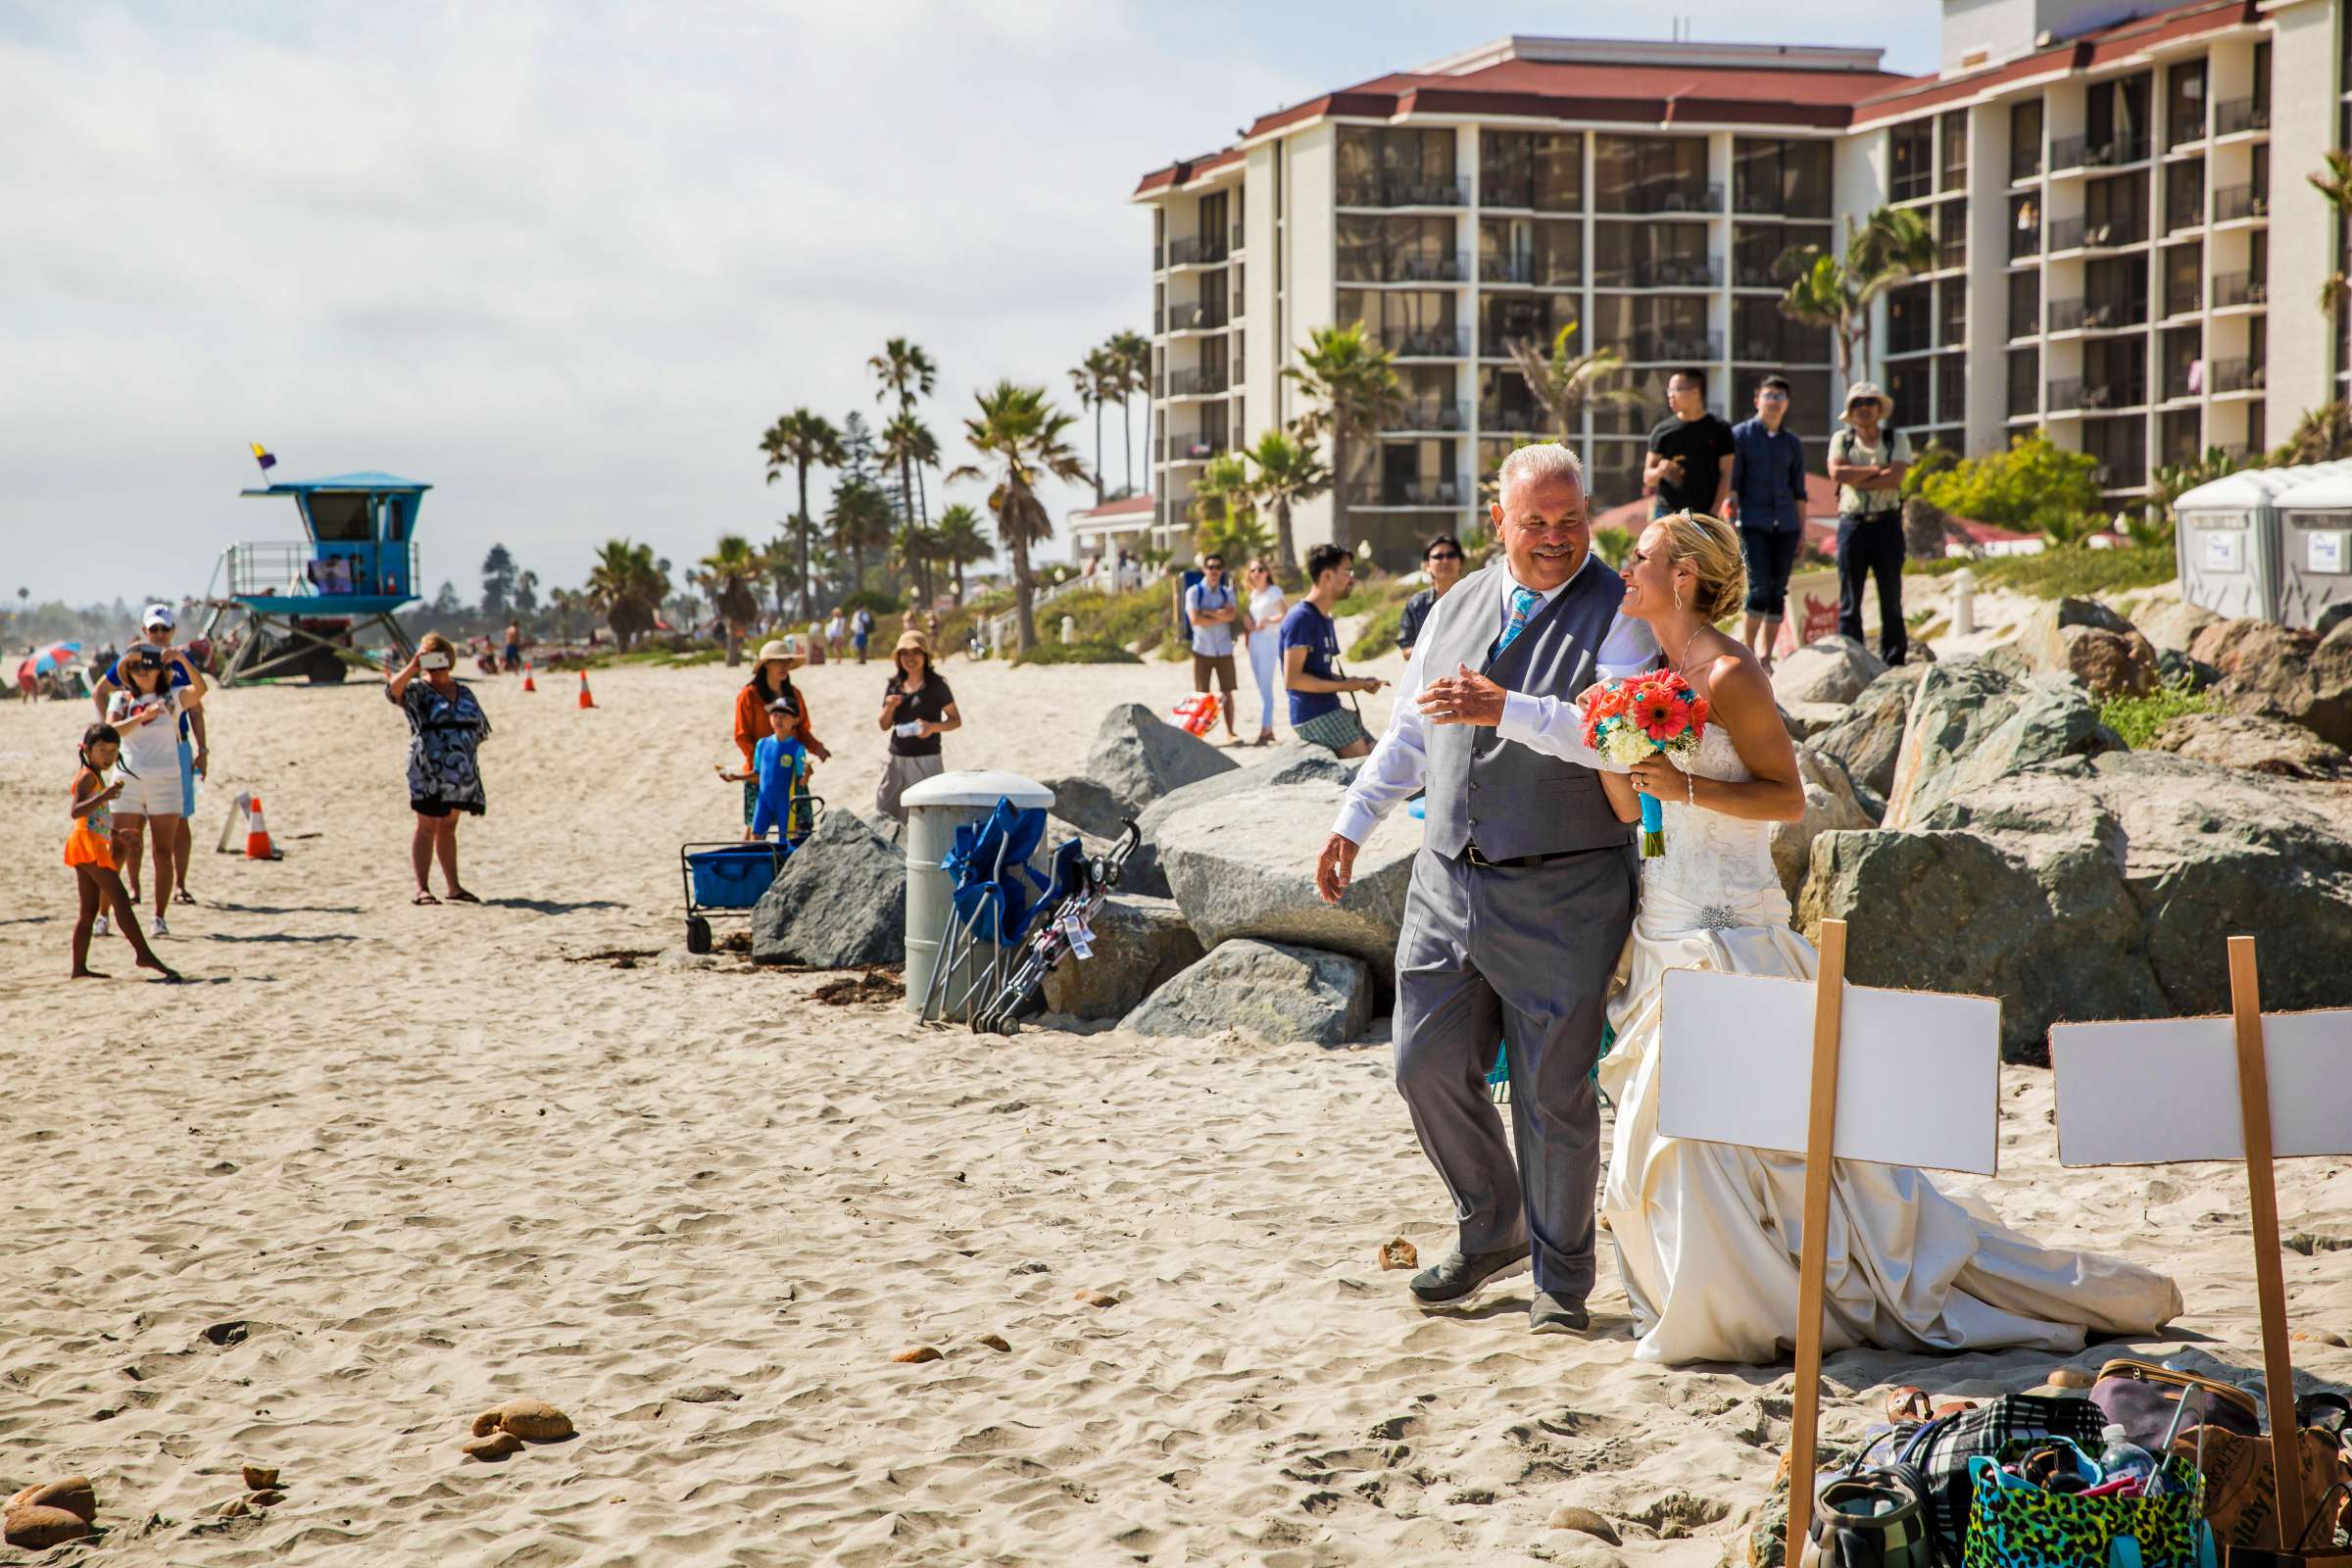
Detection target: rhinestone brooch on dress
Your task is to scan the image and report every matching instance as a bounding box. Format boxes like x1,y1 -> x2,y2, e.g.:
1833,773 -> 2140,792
1695,905 -> 1740,931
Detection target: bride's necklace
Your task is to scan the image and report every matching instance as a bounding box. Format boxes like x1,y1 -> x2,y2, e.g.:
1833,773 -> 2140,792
1670,622 -> 1708,680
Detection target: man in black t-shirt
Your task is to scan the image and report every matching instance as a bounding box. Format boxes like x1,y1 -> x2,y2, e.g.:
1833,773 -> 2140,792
1642,368 -> 1736,519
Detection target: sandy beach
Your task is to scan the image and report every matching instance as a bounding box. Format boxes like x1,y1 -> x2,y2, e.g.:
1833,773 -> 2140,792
4,651 -> 2348,1567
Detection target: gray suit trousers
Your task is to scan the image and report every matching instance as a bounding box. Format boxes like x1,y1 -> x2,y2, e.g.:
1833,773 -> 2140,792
1392,842 -> 1638,1299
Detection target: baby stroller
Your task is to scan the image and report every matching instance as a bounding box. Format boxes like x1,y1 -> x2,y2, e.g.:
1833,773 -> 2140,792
969,818 -> 1144,1035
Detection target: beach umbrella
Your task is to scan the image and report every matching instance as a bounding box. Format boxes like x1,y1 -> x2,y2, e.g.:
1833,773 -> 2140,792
18,641 -> 81,682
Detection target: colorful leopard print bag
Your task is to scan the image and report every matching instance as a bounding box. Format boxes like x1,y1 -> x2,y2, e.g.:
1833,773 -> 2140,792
1965,1439 -> 2217,1568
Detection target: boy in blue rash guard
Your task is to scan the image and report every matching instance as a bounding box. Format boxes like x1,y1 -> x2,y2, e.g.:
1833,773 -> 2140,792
721,697 -> 809,843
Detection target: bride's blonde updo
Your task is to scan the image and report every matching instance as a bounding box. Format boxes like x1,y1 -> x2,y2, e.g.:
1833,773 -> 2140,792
1655,510 -> 1747,623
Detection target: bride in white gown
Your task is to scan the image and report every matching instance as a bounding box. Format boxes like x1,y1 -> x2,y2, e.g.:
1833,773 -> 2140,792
1592,511 -> 2181,1366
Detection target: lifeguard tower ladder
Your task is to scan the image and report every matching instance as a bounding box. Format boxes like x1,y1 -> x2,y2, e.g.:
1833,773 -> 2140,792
200,472 -> 429,685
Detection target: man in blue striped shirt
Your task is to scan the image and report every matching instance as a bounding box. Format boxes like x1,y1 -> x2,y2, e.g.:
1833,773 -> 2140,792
1725,375 -> 1807,672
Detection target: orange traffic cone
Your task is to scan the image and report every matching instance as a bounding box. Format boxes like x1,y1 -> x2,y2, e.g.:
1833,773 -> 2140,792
577,669 -> 595,710
244,795 -> 277,860
520,661 -> 536,693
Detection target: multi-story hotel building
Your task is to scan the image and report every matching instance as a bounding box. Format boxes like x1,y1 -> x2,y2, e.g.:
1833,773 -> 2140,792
1130,0 -> 2348,566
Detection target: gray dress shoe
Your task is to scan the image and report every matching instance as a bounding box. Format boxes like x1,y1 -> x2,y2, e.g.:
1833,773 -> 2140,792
1408,1246 -> 1531,1306
1530,1290 -> 1591,1334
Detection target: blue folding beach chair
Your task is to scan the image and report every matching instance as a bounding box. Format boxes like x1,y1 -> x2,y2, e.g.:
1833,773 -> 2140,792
919,796 -> 1060,1022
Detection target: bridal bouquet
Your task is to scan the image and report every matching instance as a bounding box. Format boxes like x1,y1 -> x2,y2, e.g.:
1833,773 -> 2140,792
1579,671 -> 1711,857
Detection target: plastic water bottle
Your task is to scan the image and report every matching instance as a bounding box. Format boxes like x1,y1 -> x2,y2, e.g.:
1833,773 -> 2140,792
2099,1424 -> 2158,1491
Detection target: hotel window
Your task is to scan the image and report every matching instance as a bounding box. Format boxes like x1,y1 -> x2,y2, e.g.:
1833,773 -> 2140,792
1937,199 -> 1968,269
2165,159 -> 2206,233
1733,137 -> 1832,219
2008,270 -> 2041,339
1337,215 -> 1459,282
1593,369 -> 1681,435
2166,60 -> 2207,149
1890,121 -> 1935,202
2086,174 -> 2146,245
1936,352 -> 1968,425
1937,278 -> 1968,347
2083,416 -> 2145,488
2088,256 -> 2149,327
1479,130 -> 1583,212
1887,282 -> 1933,356
2159,408 -> 2201,466
2085,335 -> 2148,407
2162,325 -> 2201,402
2010,192 -> 2041,259
1889,361 -> 1931,423
2007,347 -> 2040,416
2253,41 -> 2271,115
1735,296 -> 1829,363
1939,110 -> 1970,192
2086,72 -> 2152,164
2010,99 -> 2044,180
1593,134 -> 1710,214
1590,295 -> 1712,365
1478,217 -> 1581,287
1336,125 -> 1459,206
1733,221 -> 1831,286
1593,221 -> 1712,287
2163,243 -> 2202,317
1480,292 -> 1580,360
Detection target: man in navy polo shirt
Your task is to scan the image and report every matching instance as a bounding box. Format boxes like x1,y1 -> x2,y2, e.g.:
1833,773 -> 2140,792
1725,375 -> 1807,672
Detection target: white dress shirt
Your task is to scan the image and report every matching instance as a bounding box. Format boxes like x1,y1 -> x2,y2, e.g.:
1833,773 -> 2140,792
1331,553 -> 1660,846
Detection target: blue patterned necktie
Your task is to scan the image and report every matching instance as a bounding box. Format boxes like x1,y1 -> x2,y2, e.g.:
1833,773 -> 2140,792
1490,586 -> 1544,662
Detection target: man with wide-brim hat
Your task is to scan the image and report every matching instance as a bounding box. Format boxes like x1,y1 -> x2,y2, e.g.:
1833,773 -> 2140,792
731,638 -> 827,827
1827,379 -> 1914,665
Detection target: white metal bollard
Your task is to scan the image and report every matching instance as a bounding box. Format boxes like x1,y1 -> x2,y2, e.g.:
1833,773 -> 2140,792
1951,566 -> 1977,637
901,771 -> 1056,1018
1060,614 -> 1075,645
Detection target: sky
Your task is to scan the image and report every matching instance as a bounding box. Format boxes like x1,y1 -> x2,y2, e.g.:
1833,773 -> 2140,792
0,0 -> 1940,611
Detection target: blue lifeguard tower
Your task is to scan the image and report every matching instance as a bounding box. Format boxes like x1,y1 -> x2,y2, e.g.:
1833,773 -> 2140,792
201,472 -> 430,684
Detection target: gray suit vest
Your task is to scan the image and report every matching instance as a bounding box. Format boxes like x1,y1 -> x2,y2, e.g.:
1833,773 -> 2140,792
1418,559 -> 1635,861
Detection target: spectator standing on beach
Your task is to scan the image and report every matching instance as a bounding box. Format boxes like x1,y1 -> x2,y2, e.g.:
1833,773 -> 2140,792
387,631 -> 490,906
1642,368 -> 1735,520
825,611 -> 846,660
502,620 -> 521,673
1282,543 -> 1385,760
1396,533 -> 1466,658
1183,554 -> 1243,745
101,643 -> 204,937
1240,559 -> 1288,747
91,605 -> 208,909
733,640 -> 828,829
853,606 -> 875,663
875,631 -> 960,826
1726,375 -> 1807,672
1828,381 -> 1913,666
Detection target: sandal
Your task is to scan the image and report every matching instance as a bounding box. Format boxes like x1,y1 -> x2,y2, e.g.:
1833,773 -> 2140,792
444,888 -> 481,904
413,890 -> 441,906
173,890 -> 196,906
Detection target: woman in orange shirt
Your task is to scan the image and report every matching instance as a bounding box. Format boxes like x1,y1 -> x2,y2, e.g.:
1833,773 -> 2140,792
732,639 -> 828,826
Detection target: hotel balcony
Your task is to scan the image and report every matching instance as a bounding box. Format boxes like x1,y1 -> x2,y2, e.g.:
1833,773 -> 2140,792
1164,232 -> 1230,268
2048,216 -> 2146,253
2011,144 -> 2044,182
1161,433 -> 1229,464
1160,299 -> 1231,333
1378,326 -> 1472,360
2215,98 -> 2271,138
2051,134 -> 2150,175
1479,403 -> 1547,434
2209,357 -> 2266,395
1598,181 -> 1723,217
2212,270 -> 2268,310
1339,249 -> 1474,284
1164,367 -> 1231,398
2213,184 -> 2269,223
1627,330 -> 1722,364
1480,252 -> 1582,288
1615,257 -> 1724,289
2010,221 -> 2041,261
2046,377 -> 2119,413
1384,399 -> 1469,432
2047,295 -> 2147,333
1345,477 -> 1470,509
1337,173 -> 1470,209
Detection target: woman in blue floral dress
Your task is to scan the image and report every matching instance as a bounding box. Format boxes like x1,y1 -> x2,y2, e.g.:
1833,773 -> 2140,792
387,631 -> 491,906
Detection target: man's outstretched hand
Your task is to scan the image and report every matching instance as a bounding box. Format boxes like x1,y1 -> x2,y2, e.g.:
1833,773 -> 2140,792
1418,664 -> 1506,726
1315,833 -> 1360,905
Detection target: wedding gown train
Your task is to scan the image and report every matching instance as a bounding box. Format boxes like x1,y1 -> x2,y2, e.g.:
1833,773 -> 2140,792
1598,727 -> 2182,1366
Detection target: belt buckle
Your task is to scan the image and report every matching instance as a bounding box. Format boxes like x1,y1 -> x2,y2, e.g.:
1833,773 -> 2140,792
1464,843 -> 1494,868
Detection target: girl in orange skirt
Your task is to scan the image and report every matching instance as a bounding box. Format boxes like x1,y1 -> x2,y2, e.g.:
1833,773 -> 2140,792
68,723 -> 177,982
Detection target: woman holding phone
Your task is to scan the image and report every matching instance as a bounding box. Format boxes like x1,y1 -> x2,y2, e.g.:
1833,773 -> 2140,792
874,631 -> 959,829
387,631 -> 492,905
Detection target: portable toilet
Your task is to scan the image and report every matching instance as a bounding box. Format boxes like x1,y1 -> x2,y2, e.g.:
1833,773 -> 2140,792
203,471 -> 431,683
2273,466 -> 2352,631
2170,462 -> 2352,625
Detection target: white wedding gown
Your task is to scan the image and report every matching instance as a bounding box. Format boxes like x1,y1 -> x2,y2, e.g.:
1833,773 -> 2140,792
1598,726 -> 2183,1366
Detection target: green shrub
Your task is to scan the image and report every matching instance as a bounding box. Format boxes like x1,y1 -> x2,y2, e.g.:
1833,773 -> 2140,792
2099,676 -> 2215,749
1011,639 -> 1143,666
836,588 -> 902,617
1917,431 -> 2103,541
1334,576 -> 1411,618
1903,544 -> 2176,599
1349,604 -> 1405,661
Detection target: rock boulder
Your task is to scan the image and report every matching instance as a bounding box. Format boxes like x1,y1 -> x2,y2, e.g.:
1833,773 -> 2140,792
1155,776 -> 1422,984
1120,939 -> 1375,1047
1770,746 -> 1877,906
2143,710 -> 2352,780
1804,751 -> 2352,1057
2191,617 -> 2352,750
1043,774 -> 1128,840
751,808 -> 906,967
1081,702 -> 1239,819
1809,664 -> 1931,811
2129,597 -> 2220,655
1883,661 -> 2120,828
1040,894 -> 1205,1020
2018,598 -> 2160,697
1771,637 -> 1888,707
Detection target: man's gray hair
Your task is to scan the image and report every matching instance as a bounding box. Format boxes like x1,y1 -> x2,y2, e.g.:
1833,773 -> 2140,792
1494,442 -> 1586,496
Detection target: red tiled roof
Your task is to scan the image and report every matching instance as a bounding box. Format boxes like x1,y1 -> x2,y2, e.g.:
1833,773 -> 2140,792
1070,494 -> 1154,521
1132,147 -> 1244,197
1850,0 -> 2255,125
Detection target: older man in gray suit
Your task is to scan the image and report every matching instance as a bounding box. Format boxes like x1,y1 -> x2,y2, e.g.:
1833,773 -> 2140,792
1315,443 -> 1659,1334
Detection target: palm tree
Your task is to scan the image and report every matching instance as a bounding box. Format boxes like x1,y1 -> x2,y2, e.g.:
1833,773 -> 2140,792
760,409 -> 843,619
1241,427 -> 1331,575
760,532 -> 803,624
1106,328 -> 1152,496
1776,207 -> 1937,387
1287,323 -> 1404,553
891,519 -> 940,606
881,411 -> 942,525
949,380 -> 1090,653
869,337 -> 938,528
2309,151 -> 2352,316
1506,325 -> 1640,446
1069,346 -> 1121,505
697,534 -> 764,664
583,539 -> 667,651
1192,453 -> 1274,563
931,504 -> 992,604
826,479 -> 896,593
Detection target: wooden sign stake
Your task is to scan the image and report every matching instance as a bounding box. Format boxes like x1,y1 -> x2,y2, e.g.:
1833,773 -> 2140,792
2228,936 -> 2308,1546
1786,917 -> 1849,1559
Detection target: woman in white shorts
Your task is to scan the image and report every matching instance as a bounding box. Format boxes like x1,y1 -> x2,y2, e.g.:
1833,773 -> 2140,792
104,647 -> 202,937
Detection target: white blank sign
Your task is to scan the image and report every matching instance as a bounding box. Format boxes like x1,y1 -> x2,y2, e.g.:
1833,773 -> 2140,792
2050,1010 -> 2352,1166
1657,969 -> 2002,1175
